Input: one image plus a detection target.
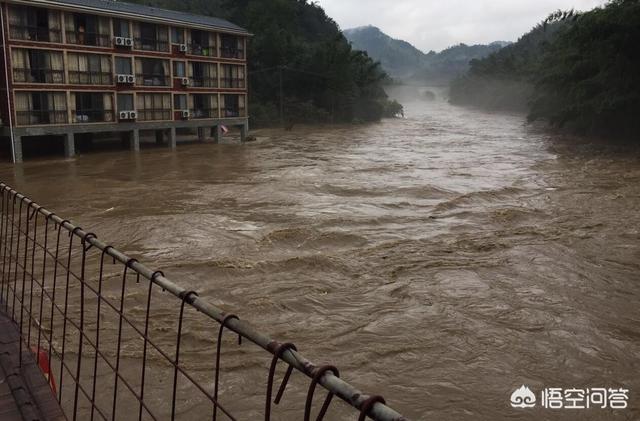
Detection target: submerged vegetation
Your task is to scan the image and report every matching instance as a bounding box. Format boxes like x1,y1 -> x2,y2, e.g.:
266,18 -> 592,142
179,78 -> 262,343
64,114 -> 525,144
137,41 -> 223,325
127,0 -> 402,126
450,0 -> 640,138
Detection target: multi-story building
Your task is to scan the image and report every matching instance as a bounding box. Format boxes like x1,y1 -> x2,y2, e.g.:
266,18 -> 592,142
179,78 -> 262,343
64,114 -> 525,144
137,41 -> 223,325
0,0 -> 249,162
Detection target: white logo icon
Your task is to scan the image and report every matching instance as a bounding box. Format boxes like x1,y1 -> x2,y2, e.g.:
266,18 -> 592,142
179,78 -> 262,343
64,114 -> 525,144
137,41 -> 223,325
511,385 -> 536,408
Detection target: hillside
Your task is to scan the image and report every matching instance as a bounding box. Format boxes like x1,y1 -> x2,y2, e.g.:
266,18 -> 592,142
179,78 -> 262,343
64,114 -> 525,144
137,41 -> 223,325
344,25 -> 508,83
124,0 -> 403,125
450,0 -> 640,138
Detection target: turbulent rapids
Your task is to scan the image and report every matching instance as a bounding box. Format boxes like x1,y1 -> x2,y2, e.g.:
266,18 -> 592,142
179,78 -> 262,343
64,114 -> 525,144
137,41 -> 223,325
1,86 -> 639,420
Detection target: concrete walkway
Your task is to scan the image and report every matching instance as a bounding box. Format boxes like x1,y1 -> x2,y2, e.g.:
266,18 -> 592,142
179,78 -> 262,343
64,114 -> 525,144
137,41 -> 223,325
0,309 -> 65,421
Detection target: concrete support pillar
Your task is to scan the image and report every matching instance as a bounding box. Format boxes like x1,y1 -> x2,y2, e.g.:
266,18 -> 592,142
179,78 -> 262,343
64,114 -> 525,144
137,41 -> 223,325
131,129 -> 140,152
213,125 -> 222,144
13,136 -> 23,163
240,121 -> 249,143
197,127 -> 205,142
169,127 -> 177,149
64,133 -> 75,158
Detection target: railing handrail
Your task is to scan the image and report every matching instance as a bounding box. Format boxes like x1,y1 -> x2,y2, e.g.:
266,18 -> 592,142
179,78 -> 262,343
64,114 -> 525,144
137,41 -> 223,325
0,183 -> 408,421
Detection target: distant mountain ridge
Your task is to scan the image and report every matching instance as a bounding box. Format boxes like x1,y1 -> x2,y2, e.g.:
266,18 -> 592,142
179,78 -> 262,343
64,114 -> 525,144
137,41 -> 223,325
344,25 -> 510,83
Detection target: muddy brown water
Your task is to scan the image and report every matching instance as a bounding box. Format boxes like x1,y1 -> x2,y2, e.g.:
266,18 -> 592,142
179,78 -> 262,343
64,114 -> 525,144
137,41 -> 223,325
0,86 -> 639,421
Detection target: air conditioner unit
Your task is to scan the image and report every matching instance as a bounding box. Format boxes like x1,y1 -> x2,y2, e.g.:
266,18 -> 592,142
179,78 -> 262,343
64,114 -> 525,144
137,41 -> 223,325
181,110 -> 190,119
178,43 -> 188,53
117,74 -> 135,84
181,77 -> 191,87
119,110 -> 137,120
115,37 -> 133,47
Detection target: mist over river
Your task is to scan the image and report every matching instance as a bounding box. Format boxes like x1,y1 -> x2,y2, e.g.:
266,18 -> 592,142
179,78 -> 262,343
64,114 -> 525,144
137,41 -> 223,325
1,86 -> 639,420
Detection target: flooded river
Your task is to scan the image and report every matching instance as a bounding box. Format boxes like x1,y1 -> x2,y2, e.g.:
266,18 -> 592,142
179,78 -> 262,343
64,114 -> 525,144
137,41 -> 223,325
1,86 -> 639,420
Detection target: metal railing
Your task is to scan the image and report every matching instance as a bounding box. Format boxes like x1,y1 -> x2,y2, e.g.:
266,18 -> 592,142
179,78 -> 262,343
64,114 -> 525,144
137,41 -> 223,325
191,76 -> 218,88
190,108 -> 218,119
0,183 -> 407,421
137,108 -> 172,121
68,71 -> 113,85
220,77 -> 245,89
135,38 -> 170,53
188,43 -> 217,57
13,68 -> 65,84
15,110 -> 68,126
65,31 -> 112,47
136,73 -> 170,87
72,109 -> 114,123
9,25 -> 62,43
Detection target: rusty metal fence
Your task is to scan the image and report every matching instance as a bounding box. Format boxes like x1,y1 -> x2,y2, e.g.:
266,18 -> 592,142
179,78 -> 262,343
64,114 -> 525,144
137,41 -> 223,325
0,182 -> 408,421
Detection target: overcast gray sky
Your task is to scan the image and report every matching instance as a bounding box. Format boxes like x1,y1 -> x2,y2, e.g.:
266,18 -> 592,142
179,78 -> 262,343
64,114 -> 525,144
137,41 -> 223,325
315,0 -> 608,52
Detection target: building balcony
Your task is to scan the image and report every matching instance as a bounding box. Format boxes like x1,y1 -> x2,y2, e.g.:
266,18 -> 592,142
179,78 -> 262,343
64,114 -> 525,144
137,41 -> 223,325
191,77 -> 218,88
220,77 -> 245,89
220,47 -> 245,60
9,25 -> 62,43
13,68 -> 65,84
137,109 -> 172,121
190,108 -> 218,119
65,31 -> 111,47
69,71 -> 113,85
72,109 -> 114,123
136,73 -> 170,87
222,107 -> 246,118
134,38 -> 170,52
16,110 -> 68,126
188,43 -> 217,57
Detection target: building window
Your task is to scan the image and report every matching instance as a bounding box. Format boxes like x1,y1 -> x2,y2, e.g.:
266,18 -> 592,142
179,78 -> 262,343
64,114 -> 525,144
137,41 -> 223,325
190,62 -> 217,87
12,49 -> 64,84
220,34 -> 244,59
72,92 -> 113,123
117,94 -> 134,111
68,53 -> 112,85
174,94 -> 187,110
221,94 -> 245,118
137,93 -> 171,121
135,58 -> 170,86
134,22 -> 169,52
191,94 -> 218,119
8,6 -> 62,43
14,91 -> 68,125
171,27 -> 184,44
115,57 -> 133,75
113,19 -> 130,38
173,61 -> 186,78
65,13 -> 111,47
220,64 -> 245,89
189,30 -> 216,56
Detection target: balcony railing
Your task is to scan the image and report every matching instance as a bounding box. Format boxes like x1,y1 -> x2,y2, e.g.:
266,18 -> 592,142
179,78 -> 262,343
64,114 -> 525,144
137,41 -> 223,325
220,47 -> 245,60
188,43 -> 217,57
72,109 -> 114,123
13,68 -> 65,84
136,73 -> 170,87
15,110 -> 68,126
222,107 -> 246,118
134,38 -> 170,52
190,108 -> 218,119
137,108 -> 172,121
191,76 -> 218,88
65,31 -> 111,47
220,77 -> 245,89
9,25 -> 61,43
68,71 -> 113,85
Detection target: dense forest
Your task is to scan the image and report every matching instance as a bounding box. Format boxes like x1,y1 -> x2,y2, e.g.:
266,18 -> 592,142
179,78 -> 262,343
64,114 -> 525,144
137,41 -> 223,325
126,0 -> 403,125
450,0 -> 640,138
